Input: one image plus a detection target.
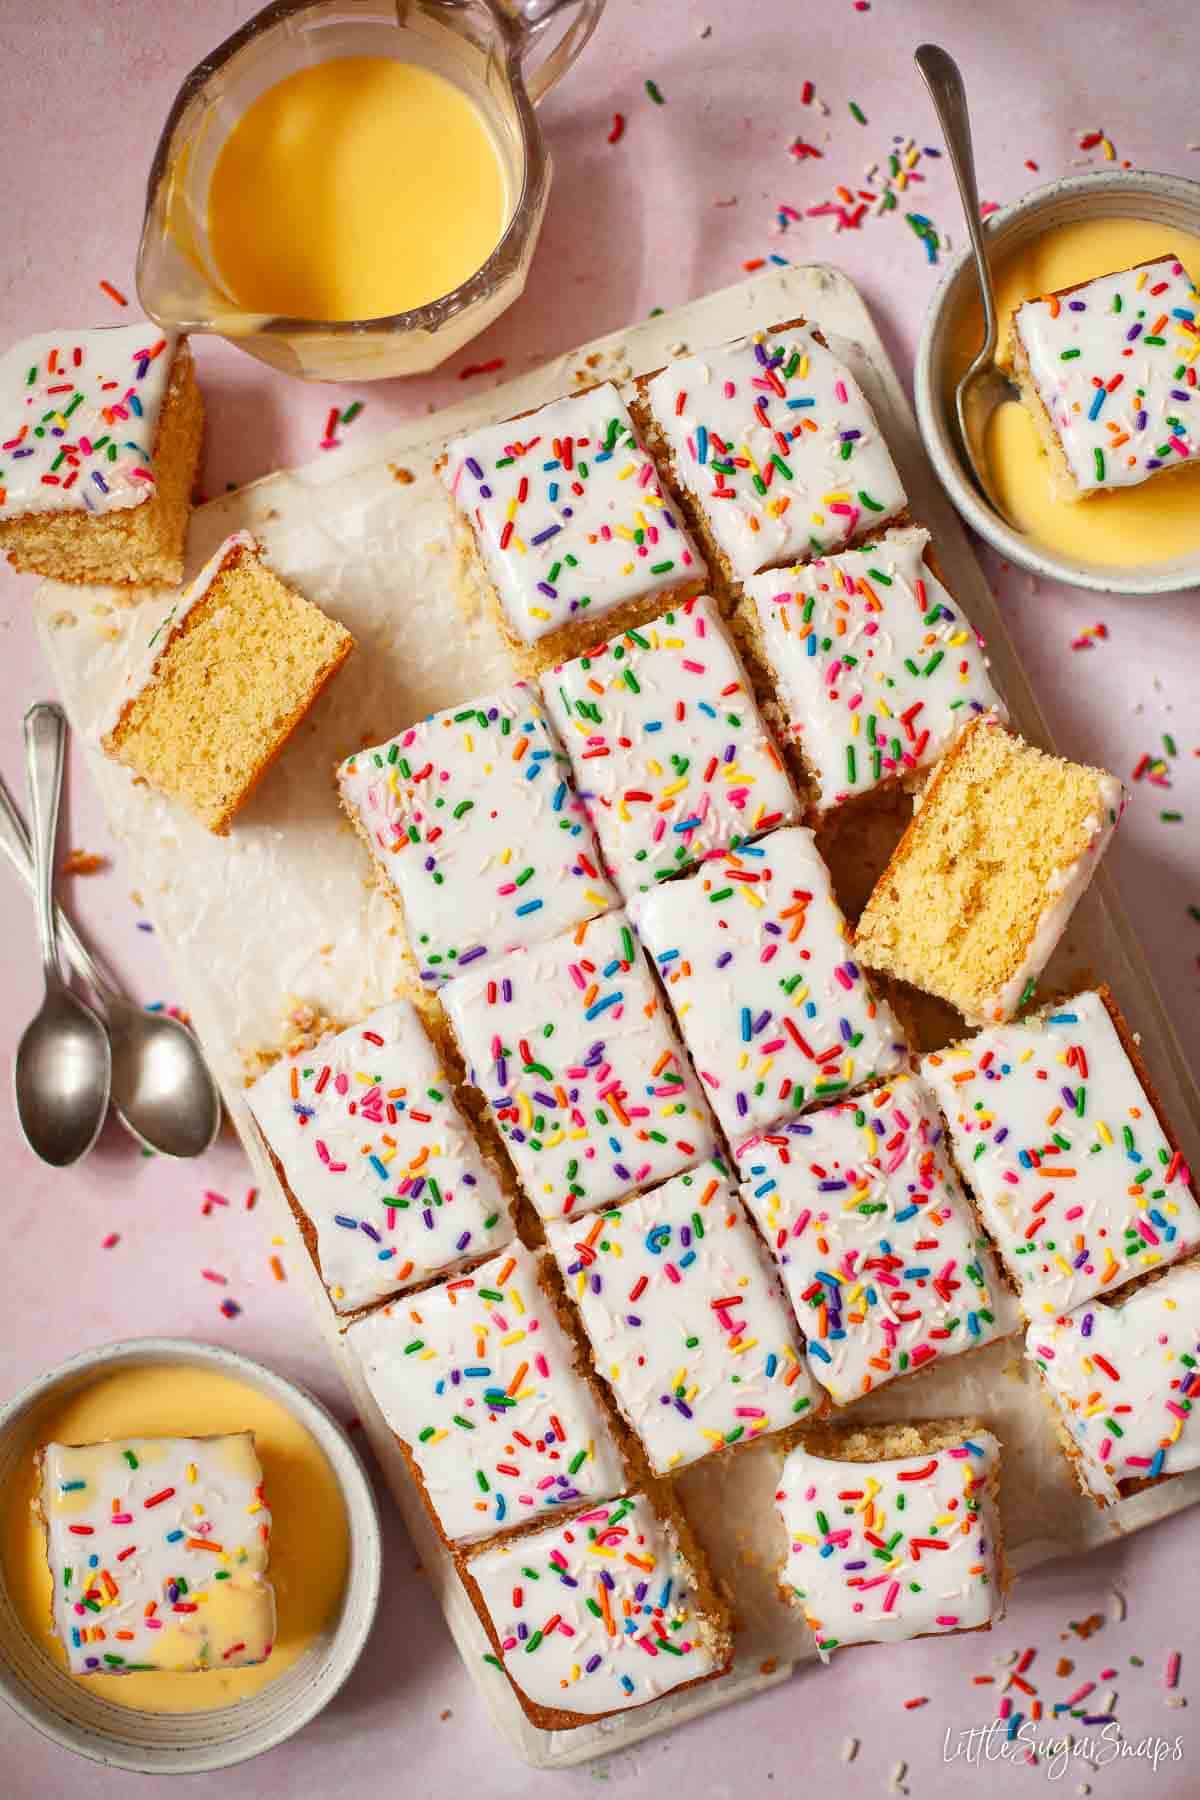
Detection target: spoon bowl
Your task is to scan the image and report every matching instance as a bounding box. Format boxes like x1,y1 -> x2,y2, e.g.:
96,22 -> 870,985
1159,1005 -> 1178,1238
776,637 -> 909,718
14,981 -> 112,1168
106,995 -> 222,1158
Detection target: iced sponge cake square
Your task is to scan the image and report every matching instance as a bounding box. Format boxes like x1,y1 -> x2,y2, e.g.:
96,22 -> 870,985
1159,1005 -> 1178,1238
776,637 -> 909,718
854,714 -> 1124,1025
246,999 -> 513,1314
347,1244 -> 627,1546
0,325 -> 202,589
737,1073 -> 1009,1405
460,1490 -> 732,1727
337,682 -> 617,987
548,1160 -> 822,1472
638,826 -> 906,1140
775,1421 -> 1006,1659
1009,254 -> 1200,498
921,988 -> 1200,1321
543,595 -> 799,908
741,525 -> 1004,812
443,910 -> 716,1224
38,1433 -> 274,1676
102,531 -> 353,834
640,322 -> 906,581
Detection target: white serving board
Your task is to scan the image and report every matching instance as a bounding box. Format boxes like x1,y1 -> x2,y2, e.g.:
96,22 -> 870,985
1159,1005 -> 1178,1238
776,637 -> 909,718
33,267 -> 1200,1768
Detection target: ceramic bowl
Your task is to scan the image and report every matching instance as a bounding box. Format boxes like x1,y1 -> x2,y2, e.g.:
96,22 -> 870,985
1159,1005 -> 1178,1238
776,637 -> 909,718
914,168 -> 1200,593
0,1338 -> 382,1774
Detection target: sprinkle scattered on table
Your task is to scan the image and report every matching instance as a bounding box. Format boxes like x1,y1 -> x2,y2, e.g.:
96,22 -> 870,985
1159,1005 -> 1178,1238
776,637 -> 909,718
608,111 -> 625,144
457,356 -> 505,379
220,1298 -> 242,1320
101,1232 -> 120,1250
645,78 -> 665,105
1071,621 -> 1109,650
98,279 -> 128,307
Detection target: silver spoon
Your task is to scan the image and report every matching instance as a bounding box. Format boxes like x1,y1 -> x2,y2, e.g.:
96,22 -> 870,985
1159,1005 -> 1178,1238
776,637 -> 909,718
0,763 -> 222,1160
915,43 -> 1021,524
13,702 -> 112,1166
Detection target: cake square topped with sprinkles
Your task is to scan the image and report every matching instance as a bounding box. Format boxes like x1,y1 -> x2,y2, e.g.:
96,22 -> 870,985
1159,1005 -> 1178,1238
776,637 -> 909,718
442,910 -> 716,1224
246,1000 -> 513,1315
921,988 -> 1200,1321
441,382 -> 704,652
1027,1260 -> 1200,1506
543,596 -> 799,906
37,1433 -> 274,1676
637,825 -> 906,1142
547,1161 -> 822,1473
1009,255 -> 1200,497
740,525 -> 1005,812
737,1074 -> 1010,1406
337,683 -> 617,987
459,1490 -> 732,1727
775,1422 -> 1006,1659
347,1244 -> 627,1547
640,322 -> 906,581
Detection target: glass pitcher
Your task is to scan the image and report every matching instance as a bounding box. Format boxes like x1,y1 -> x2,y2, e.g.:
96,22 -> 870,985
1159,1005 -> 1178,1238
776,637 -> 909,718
136,0 -> 604,382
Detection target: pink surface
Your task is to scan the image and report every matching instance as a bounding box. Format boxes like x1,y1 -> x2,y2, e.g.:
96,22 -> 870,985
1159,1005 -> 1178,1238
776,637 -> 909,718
2,2 -> 1199,1794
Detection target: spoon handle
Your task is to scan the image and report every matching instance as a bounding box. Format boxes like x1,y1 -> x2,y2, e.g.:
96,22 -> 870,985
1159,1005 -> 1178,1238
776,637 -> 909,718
0,768 -> 113,1001
914,44 -> 1000,362
23,701 -> 68,988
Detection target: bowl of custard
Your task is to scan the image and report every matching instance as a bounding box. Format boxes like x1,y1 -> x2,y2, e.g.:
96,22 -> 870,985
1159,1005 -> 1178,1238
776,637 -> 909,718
0,1339 -> 381,1773
915,169 -> 1200,592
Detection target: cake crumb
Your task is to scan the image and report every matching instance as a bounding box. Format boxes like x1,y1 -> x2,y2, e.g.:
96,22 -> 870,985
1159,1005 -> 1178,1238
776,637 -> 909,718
388,464 -> 416,485
61,849 -> 108,876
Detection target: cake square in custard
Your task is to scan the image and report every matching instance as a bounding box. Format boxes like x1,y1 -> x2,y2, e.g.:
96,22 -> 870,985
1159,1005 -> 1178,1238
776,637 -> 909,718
0,325 -> 202,589
637,826 -> 906,1141
921,988 -> 1200,1322
246,1000 -> 514,1315
441,382 -> 704,663
737,1074 -> 1010,1406
775,1421 -> 1006,1659
37,1433 -> 274,1675
102,531 -> 354,835
854,714 -> 1125,1026
1026,1260 -> 1200,1507
548,1160 -> 822,1473
347,1244 -> 628,1547
459,1490 -> 733,1727
542,595 -> 799,908
639,321 -> 907,582
442,910 -> 716,1224
1009,254 -> 1200,498
740,526 -> 1005,812
337,683 -> 617,988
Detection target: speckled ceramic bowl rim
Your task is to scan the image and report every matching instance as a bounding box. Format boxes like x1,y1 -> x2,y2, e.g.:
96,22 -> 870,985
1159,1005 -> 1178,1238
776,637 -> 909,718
914,167 -> 1200,594
0,1337 -> 382,1775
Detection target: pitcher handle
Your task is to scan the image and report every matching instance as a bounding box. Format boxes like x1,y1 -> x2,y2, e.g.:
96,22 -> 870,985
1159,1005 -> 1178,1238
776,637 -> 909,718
511,0 -> 605,105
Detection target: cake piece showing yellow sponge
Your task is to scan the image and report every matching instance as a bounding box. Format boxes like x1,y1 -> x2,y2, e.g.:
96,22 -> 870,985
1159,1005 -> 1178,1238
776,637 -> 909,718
102,532 -> 353,834
0,326 -> 202,590
853,715 -> 1124,1024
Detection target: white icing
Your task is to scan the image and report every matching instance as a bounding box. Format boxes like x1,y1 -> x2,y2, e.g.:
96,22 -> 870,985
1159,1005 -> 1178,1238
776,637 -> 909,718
921,991 -> 1200,1320
246,1000 -> 513,1313
543,595 -> 800,907
99,531 -> 258,744
0,325 -> 179,517
1027,1261 -> 1200,1504
637,825 -> 907,1140
737,1073 -> 1008,1405
644,325 -> 906,579
970,773 -> 1126,1025
347,1244 -> 625,1544
776,1431 -> 1003,1658
465,1492 -> 723,1714
743,526 -> 1005,810
547,1162 -> 821,1472
1013,255 -> 1200,493
40,1433 -> 274,1675
337,682 -> 617,987
442,383 -> 704,643
442,909 -> 716,1224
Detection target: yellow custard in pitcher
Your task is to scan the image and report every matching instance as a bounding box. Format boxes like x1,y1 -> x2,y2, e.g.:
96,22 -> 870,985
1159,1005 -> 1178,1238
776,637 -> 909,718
208,56 -> 510,320
1,1364 -> 349,1712
949,217 -> 1200,565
